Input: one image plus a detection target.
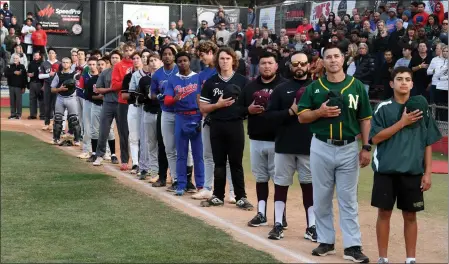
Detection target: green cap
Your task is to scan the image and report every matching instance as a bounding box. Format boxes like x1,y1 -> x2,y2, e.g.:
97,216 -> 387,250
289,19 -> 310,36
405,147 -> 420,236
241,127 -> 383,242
404,95 -> 429,128
325,90 -> 344,123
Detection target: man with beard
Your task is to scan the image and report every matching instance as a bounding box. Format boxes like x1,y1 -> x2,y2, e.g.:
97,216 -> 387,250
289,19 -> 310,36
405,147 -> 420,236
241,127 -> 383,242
93,52 -> 122,166
298,46 -> 371,263
199,47 -> 254,210
238,51 -> 285,227
262,52 -> 316,242
192,41 -> 235,202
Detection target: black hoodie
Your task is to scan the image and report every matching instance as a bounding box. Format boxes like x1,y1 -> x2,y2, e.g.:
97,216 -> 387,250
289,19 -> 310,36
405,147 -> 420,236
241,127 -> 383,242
239,74 -> 285,141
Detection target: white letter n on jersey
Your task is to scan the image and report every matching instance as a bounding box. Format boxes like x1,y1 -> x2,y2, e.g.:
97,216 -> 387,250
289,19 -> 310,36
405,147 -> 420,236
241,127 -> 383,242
348,94 -> 359,110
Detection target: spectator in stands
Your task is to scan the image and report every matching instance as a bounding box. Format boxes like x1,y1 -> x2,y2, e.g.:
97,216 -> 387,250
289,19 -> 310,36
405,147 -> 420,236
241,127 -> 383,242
345,43 -> 358,74
327,12 -> 336,28
0,19 -> 8,47
296,18 -> 313,39
214,6 -> 230,26
373,20 -> 389,69
151,29 -> 163,49
0,2 -> 12,28
192,36 -> 199,48
440,19 -> 448,43
336,29 -> 350,53
123,20 -> 135,42
21,18 -> 35,60
413,2 -> 429,29
427,43 -> 445,103
370,12 -> 381,31
134,26 -> 145,47
9,16 -> 21,37
386,8 -> 398,33
362,20 -> 375,41
402,10 -> 412,29
10,44 -> 28,68
197,20 -> 213,41
6,53 -> 27,119
380,50 -> 396,99
350,29 -> 360,45
434,2 -> 445,25
353,43 -> 375,94
248,39 -> 262,79
378,4 -> 389,22
235,50 -> 246,76
396,5 -> 405,19
409,42 -> 432,96
410,1 -> 419,18
399,26 -> 418,52
395,45 -> 413,68
175,34 -> 184,47
315,15 -> 327,32
136,38 -> 146,52
184,29 -> 195,42
349,14 -> 363,33
4,27 -> 18,53
216,22 -> 230,46
309,49 -> 324,80
24,12 -> 36,27
260,30 -> 273,48
389,19 -> 406,59
176,19 -> 185,39
247,4 -> 256,27
230,23 -> 245,46
31,23 -> 47,57
434,45 -> 448,120
425,14 -> 441,41
334,16 -> 347,34
416,27 -> 431,51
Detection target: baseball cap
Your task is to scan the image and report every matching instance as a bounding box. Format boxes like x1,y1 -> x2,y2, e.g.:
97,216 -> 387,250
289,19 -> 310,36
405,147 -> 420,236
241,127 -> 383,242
237,32 -> 244,38
223,84 -> 241,100
388,8 -> 397,14
253,90 -> 271,108
325,90 -> 344,122
404,95 -> 429,128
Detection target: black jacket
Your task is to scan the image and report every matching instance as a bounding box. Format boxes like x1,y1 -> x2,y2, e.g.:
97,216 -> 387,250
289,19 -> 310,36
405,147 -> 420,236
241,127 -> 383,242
353,54 -> 376,85
388,27 -> 406,59
6,63 -> 27,88
239,75 -> 286,142
266,78 -> 313,155
27,59 -> 43,83
373,33 -> 390,53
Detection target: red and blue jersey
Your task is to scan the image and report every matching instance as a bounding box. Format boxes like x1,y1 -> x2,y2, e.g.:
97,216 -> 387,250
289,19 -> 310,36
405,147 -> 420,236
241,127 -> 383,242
164,72 -> 201,112
198,66 -> 217,87
151,65 -> 179,112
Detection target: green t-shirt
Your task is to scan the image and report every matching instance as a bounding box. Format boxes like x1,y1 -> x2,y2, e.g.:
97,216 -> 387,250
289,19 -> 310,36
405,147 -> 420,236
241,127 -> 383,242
297,75 -> 372,139
370,98 -> 442,175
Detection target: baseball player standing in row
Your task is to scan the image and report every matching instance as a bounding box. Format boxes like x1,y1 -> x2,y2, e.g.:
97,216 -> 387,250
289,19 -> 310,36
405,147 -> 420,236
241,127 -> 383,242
298,45 -> 372,263
238,52 -> 286,226
49,57 -> 81,145
265,52 -> 315,241
192,41 -> 235,203
164,51 -> 205,196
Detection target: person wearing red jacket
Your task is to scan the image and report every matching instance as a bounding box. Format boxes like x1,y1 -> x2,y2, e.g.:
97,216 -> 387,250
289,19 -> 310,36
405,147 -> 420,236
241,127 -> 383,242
296,17 -> 313,40
413,2 -> 429,29
31,23 -> 47,57
110,41 -> 135,170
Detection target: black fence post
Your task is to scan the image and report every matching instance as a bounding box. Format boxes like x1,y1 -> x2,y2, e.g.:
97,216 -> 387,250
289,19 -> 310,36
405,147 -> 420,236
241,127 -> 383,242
90,0 -> 102,50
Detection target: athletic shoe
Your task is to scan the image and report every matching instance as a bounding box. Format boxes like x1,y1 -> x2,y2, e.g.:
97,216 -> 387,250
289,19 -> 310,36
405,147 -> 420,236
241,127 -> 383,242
283,215 -> 288,230
185,182 -> 197,193
148,174 -> 159,183
53,139 -> 61,145
42,125 -> 50,130
138,170 -> 148,180
27,116 -> 37,120
73,141 -> 81,146
175,189 -> 184,196
377,257 -> 389,263
343,246 -> 369,263
77,152 -> 90,159
8,115 -> 16,119
120,164 -> 129,171
93,157 -> 103,166
104,153 -> 111,162
200,195 -> 224,207
15,115 -> 21,119
151,179 -> 166,187
110,155 -> 119,164
130,165 -> 139,174
304,225 -> 317,242
312,243 -> 336,257
87,154 -> 97,162
236,198 -> 254,211
228,191 -> 236,204
268,222 -> 284,240
166,181 -> 178,192
248,212 -> 268,227
191,189 -> 213,200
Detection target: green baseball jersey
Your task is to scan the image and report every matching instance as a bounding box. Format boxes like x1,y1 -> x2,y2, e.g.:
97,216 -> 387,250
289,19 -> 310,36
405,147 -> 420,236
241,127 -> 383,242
297,75 -> 372,139
370,98 -> 442,175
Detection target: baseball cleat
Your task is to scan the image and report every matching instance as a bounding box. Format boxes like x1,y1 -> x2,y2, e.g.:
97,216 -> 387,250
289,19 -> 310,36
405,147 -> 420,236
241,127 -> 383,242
174,189 -> 185,196
77,152 -> 90,159
166,181 -> 178,192
185,182 -> 197,193
148,173 -> 159,183
200,195 -> 224,207
130,165 -> 139,174
377,257 -> 389,263
151,179 -> 166,187
104,153 -> 111,162
52,139 -> 61,145
110,155 -> 119,164
191,189 -> 213,200
268,223 -> 284,240
138,170 -> 148,180
312,243 -> 336,257
93,157 -> 103,166
343,246 -> 369,263
86,154 -> 97,163
248,212 -> 268,227
304,225 -> 317,242
236,198 -> 254,211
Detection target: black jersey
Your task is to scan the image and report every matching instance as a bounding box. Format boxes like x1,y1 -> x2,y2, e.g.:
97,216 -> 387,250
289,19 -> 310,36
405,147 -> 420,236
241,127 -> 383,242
200,72 -> 248,121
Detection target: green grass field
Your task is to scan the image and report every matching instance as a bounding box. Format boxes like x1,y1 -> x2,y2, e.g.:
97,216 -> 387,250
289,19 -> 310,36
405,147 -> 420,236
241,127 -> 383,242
0,131 -> 279,263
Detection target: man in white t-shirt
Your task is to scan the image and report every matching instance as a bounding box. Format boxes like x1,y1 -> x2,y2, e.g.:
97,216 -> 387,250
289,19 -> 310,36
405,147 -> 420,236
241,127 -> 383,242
21,18 -> 35,59
167,22 -> 179,43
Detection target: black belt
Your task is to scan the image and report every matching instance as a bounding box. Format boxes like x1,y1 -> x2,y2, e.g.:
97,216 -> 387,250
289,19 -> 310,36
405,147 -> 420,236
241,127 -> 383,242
315,135 -> 355,146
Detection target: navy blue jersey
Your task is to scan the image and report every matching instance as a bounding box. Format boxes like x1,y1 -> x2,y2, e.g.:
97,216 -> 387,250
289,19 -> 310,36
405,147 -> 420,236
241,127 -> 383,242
165,72 -> 201,112
151,65 -> 179,112
198,67 -> 217,87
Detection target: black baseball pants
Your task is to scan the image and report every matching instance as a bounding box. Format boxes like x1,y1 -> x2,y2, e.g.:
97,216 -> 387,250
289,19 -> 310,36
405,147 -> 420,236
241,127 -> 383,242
156,110 -> 169,183
210,119 -> 246,201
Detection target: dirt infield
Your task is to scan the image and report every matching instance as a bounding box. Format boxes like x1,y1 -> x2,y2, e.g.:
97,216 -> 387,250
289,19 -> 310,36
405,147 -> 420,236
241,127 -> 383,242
1,114 -> 447,263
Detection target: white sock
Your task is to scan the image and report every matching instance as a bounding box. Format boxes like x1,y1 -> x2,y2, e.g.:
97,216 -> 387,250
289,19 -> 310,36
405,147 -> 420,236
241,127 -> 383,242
274,201 -> 285,224
92,152 -> 96,155
258,200 -> 266,217
378,257 -> 389,262
406,258 -> 416,263
308,206 -> 315,227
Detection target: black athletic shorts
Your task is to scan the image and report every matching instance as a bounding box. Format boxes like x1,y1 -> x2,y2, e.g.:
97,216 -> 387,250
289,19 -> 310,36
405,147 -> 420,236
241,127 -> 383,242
371,172 -> 424,212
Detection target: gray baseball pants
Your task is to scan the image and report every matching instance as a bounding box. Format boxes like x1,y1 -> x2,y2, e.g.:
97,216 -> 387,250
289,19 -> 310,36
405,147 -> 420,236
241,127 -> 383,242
128,104 -> 143,166
250,140 -> 275,183
96,102 -> 120,158
310,136 -> 362,249
81,100 -> 92,153
90,103 -> 114,140
273,153 -> 311,186
55,94 -> 78,117
202,122 -> 233,192
139,111 -> 159,172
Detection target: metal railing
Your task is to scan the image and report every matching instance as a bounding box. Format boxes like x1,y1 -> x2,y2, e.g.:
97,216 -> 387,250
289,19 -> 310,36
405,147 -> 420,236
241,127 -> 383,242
99,35 -> 123,53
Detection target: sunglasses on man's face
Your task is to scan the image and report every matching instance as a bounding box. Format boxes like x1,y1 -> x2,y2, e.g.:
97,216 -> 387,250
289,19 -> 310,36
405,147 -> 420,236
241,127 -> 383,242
139,41 -> 144,43
443,22 -> 448,25
291,61 -> 308,67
